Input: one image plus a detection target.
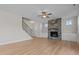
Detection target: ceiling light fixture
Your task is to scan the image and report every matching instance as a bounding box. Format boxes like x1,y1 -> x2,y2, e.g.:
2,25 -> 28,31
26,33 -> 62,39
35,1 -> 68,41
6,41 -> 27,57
38,10 -> 52,18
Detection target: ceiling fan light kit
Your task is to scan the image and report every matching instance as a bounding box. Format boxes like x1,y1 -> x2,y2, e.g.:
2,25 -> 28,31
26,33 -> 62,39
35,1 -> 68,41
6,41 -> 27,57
42,15 -> 47,18
38,10 -> 52,18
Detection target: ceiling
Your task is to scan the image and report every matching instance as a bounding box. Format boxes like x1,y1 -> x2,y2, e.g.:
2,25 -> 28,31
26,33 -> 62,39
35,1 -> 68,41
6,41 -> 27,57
0,4 -> 79,23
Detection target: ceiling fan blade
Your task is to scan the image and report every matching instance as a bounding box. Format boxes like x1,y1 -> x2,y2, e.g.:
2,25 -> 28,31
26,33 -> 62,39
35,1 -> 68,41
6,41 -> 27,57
47,13 -> 52,15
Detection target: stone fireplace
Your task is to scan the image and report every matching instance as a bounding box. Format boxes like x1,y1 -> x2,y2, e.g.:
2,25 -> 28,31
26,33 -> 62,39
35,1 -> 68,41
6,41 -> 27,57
48,18 -> 61,40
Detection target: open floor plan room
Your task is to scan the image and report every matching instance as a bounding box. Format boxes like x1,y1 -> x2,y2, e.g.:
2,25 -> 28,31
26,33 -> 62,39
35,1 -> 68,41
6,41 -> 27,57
0,4 -> 79,55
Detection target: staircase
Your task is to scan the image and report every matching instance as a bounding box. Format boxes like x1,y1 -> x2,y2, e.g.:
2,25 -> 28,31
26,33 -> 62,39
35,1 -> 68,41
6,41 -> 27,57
22,17 -> 34,37
22,17 -> 48,38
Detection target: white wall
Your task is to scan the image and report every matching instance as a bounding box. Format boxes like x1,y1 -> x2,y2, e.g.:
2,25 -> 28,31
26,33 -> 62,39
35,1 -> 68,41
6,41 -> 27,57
78,16 -> 79,33
42,23 -> 48,38
0,10 -> 32,45
36,23 -> 48,38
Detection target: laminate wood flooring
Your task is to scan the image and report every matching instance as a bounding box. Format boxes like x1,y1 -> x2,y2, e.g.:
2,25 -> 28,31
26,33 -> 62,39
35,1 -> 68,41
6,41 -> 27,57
0,38 -> 79,55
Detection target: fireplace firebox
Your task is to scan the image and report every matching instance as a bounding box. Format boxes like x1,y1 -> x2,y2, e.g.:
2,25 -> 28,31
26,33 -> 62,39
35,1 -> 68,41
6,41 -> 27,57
50,31 -> 58,37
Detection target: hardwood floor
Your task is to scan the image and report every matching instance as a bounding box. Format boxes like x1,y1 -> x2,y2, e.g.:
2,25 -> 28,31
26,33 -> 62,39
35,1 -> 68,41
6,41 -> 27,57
0,38 -> 79,55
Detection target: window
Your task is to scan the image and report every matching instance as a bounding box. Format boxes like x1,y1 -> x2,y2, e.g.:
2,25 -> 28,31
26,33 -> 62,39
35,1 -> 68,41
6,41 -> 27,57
66,19 -> 72,26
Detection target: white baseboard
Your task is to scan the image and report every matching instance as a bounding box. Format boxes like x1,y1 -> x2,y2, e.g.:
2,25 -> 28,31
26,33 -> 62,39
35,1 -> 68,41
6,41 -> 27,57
0,38 -> 32,45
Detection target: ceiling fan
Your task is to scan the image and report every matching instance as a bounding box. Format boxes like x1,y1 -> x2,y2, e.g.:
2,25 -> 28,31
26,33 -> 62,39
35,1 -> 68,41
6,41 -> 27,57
38,10 -> 52,18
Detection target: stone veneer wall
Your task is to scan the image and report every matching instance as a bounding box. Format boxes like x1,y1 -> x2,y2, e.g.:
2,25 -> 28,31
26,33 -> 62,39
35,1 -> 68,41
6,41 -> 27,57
48,18 -> 61,39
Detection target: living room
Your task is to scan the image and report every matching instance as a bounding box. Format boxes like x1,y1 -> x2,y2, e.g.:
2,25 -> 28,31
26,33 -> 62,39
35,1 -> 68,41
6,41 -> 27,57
0,4 -> 79,55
